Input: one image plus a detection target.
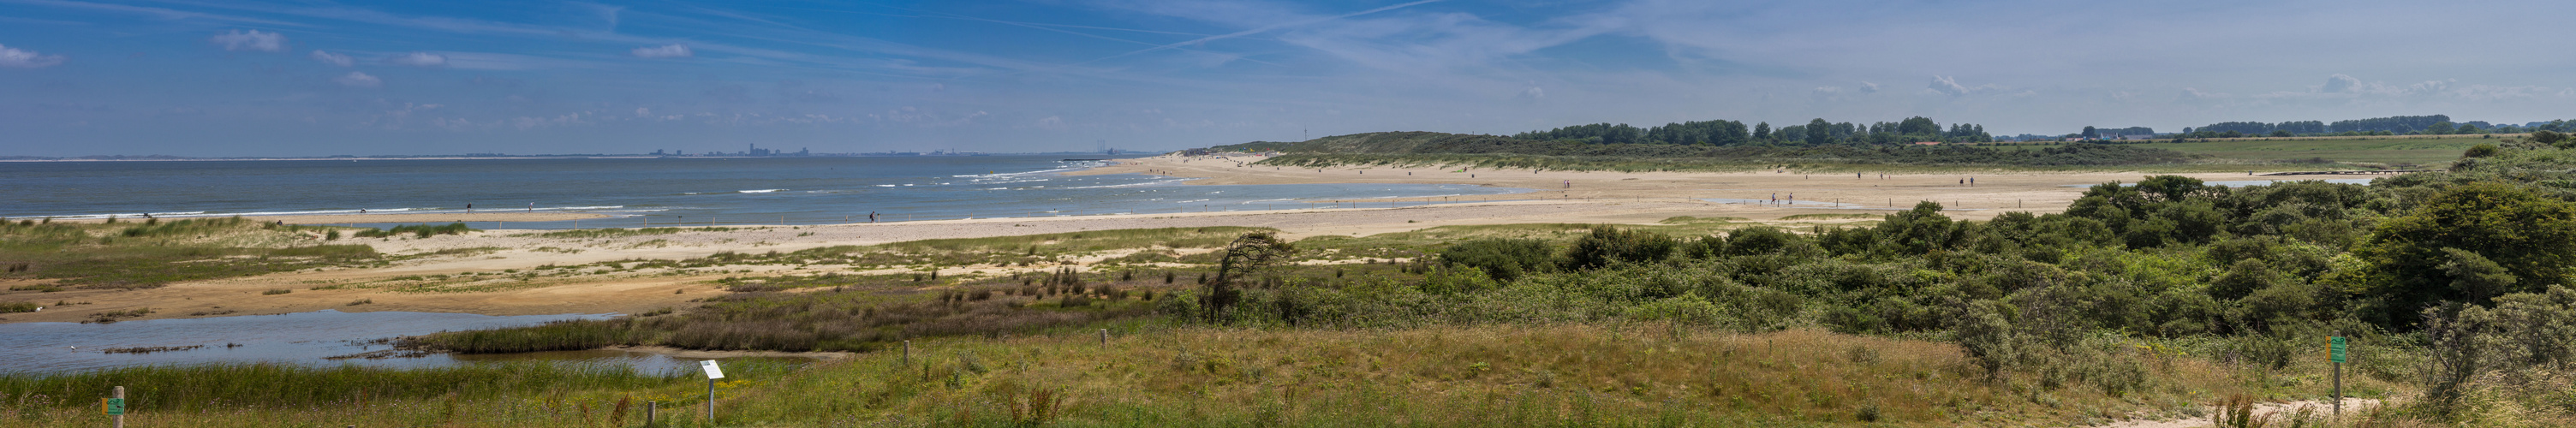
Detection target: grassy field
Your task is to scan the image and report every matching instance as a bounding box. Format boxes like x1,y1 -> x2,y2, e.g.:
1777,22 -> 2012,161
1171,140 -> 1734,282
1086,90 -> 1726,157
2107,137 -> 2495,168
0,217 -> 380,291
0,325 -> 2401,427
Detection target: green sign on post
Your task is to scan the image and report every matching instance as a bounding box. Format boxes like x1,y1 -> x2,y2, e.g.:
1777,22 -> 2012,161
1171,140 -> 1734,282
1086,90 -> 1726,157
2330,336 -> 2348,363
101,398 -> 124,415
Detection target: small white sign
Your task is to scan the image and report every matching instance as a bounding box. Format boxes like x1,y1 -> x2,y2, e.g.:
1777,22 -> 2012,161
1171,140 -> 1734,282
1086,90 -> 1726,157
699,360 -> 725,379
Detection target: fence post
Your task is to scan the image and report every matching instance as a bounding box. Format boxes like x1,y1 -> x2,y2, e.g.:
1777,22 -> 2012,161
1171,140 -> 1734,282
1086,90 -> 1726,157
1100,329 -> 1108,347
647,401 -> 657,427
113,385 -> 125,428
903,340 -> 912,366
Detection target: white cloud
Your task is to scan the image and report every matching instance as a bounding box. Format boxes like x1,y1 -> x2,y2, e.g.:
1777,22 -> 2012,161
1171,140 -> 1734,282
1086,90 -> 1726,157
631,44 -> 692,58
1925,75 -> 2017,97
386,51 -> 446,67
308,50 -> 352,67
210,30 -> 285,52
1035,116 -> 1066,131
332,71 -> 381,87
1858,82 -> 1880,93
1520,86 -> 1546,100
2320,74 -> 2361,93
0,44 -> 66,68
1927,75 -> 1969,96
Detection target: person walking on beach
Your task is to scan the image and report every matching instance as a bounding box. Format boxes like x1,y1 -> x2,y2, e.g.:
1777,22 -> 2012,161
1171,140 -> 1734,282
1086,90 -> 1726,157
466,203 -> 472,213
869,211 -> 878,223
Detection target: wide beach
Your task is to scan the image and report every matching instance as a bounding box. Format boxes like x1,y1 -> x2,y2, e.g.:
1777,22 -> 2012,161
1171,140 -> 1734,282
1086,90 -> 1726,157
0,154 -> 2299,324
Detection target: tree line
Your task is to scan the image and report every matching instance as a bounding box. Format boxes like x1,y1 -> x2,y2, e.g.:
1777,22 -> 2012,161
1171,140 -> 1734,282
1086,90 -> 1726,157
1512,116 -> 1995,146
2167,115 -> 2576,139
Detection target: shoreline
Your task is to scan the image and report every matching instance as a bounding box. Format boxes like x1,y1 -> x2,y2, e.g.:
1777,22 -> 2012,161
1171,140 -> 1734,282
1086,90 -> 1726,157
3,155 -> 2327,325
21,211 -> 616,225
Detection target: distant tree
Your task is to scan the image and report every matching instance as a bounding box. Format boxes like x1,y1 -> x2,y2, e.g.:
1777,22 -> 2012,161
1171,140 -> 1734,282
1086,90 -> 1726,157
2426,122 -> 2458,135
1897,116 -> 1941,135
2457,123 -> 2483,134
2082,126 -> 2099,139
2530,130 -> 2568,147
1753,122 -> 1772,140
1806,118 -> 1833,145
2269,130 -> 2293,137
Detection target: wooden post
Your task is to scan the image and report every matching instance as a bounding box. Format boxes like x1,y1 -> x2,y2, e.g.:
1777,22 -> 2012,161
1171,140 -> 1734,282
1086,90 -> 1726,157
706,378 -> 717,422
1099,329 -> 1107,347
647,401 -> 658,427
903,340 -> 911,366
112,385 -> 124,428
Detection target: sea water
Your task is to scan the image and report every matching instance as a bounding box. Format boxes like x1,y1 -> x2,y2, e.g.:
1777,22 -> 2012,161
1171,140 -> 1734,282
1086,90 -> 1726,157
0,311 -> 681,372
0,156 -> 1529,228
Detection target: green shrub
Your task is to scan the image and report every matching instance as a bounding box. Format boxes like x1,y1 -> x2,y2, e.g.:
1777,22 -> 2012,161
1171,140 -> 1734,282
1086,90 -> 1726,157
1438,238 -> 1553,282
2465,143 -> 2501,158
1561,227 -> 1677,270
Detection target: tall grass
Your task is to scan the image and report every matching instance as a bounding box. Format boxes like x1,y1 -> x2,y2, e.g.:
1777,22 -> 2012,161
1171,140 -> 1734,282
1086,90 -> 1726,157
879,226 -> 1273,253
527,227 -> 734,239
704,325 -> 2253,426
408,270 -> 1186,354
1,219 -> 379,289
354,223 -> 476,238
0,362 -> 686,413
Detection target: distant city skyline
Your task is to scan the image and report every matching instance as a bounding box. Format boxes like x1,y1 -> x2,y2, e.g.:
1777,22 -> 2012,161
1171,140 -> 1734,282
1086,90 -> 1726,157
4,0 -> 2574,157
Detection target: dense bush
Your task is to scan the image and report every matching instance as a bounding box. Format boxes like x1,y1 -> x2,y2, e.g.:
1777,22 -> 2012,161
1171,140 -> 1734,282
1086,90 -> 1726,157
1559,227 -> 1677,270
1436,238 -> 1553,281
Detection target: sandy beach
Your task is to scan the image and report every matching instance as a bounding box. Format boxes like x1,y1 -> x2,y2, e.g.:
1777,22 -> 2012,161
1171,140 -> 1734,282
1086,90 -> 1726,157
1,154 -> 2295,324
23,212 -> 611,224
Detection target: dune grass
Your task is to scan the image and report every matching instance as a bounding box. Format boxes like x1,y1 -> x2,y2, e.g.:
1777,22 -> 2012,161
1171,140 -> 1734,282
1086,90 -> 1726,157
876,226 -> 1273,253
405,268 -> 1196,354
354,223 -> 477,239
523,227 -> 739,239
0,219 -> 379,290
3,324 -> 2328,427
0,360 -> 809,427
2120,136 -> 2488,167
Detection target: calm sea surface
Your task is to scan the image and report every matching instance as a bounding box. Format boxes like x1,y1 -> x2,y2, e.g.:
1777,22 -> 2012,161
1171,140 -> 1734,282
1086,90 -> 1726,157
0,156 -> 1528,227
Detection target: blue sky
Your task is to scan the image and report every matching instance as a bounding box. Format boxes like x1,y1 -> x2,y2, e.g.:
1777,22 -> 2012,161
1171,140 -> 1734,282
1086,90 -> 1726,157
3,0 -> 2573,156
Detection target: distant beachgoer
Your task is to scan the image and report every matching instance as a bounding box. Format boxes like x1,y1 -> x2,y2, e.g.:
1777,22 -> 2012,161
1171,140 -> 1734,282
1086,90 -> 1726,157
1970,177 -> 1976,187
467,203 -> 473,213
1563,180 -> 1570,188
360,209 -> 366,214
